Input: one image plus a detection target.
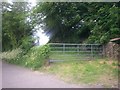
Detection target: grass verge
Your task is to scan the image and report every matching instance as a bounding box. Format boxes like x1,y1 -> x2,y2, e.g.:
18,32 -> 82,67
39,59 -> 119,88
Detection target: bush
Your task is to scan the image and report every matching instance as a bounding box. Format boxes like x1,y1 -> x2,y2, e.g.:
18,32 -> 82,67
21,44 -> 50,69
20,36 -> 34,53
0,44 -> 50,70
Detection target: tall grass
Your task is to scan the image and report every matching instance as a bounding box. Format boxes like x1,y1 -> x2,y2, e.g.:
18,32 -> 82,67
1,45 -> 50,70
0,48 -> 22,60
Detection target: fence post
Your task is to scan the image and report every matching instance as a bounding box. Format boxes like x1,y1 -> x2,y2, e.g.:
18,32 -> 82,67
102,45 -> 105,58
63,44 -> 65,53
77,45 -> 79,55
91,45 -> 93,59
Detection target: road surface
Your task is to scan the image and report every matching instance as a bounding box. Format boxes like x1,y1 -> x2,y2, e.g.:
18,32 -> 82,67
2,62 -> 102,88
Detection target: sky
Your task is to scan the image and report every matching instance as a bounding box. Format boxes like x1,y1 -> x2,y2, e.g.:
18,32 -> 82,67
28,0 -> 36,7
28,0 -> 50,45
34,28 -> 49,46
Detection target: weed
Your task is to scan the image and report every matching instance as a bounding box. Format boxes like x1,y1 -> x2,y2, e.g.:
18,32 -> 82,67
1,45 -> 50,70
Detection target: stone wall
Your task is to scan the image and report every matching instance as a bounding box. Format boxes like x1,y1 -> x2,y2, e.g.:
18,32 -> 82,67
103,42 -> 120,61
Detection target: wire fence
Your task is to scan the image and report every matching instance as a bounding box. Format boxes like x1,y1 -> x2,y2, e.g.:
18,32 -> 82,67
49,43 -> 104,62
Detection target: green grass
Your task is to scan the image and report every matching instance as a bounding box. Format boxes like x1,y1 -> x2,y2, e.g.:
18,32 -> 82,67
50,52 -> 102,61
40,59 -> 119,88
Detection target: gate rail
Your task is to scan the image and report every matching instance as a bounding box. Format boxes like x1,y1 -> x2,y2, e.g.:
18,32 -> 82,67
49,43 -> 104,62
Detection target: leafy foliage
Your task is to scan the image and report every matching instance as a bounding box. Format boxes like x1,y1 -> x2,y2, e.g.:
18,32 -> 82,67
1,45 -> 50,70
33,2 -> 120,44
2,2 -> 34,51
86,3 -> 120,44
22,44 -> 50,69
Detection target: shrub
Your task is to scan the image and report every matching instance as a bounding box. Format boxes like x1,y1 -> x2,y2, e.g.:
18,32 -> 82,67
0,44 -> 50,70
20,36 -> 34,53
22,44 -> 50,69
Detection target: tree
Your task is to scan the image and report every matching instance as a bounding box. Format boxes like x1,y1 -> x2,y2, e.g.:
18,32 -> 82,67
33,2 -> 120,44
33,2 -> 91,43
2,2 -> 34,51
86,2 -> 120,44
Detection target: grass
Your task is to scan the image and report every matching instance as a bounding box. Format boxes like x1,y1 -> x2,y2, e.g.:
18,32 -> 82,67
39,59 -> 119,88
50,52 -> 102,61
